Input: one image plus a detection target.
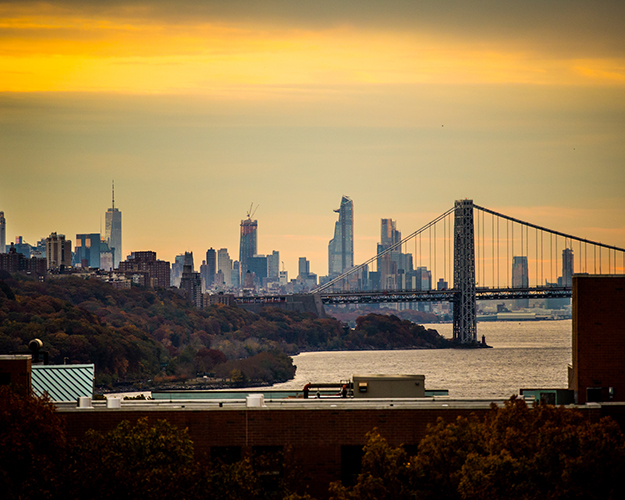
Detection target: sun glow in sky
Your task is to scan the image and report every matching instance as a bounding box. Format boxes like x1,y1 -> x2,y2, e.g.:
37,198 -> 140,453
1,1 -> 624,276
2,6 -> 625,93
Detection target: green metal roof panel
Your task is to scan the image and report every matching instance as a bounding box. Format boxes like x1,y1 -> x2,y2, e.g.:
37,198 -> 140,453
31,364 -> 94,401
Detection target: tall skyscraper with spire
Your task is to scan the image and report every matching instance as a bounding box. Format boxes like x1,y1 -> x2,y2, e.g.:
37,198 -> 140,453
104,181 -> 122,269
328,196 -> 354,277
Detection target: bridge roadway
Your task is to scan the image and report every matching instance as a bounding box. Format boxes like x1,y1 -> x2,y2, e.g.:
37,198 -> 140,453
235,286 -> 572,306
319,286 -> 571,305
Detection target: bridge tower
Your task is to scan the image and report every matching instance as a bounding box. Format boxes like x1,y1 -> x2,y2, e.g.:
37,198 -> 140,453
453,199 -> 477,343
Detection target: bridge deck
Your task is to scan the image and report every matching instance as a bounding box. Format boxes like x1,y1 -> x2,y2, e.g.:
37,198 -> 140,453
234,287 -> 571,306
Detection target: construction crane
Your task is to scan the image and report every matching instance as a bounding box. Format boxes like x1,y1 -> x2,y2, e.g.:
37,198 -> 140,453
247,203 -> 259,220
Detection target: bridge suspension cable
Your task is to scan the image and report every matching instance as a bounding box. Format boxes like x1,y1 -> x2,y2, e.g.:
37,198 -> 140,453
473,204 -> 625,253
315,198 -> 623,296
314,205 -> 456,293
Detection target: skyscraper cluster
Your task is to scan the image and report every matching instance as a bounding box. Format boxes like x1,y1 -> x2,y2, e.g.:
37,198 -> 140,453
0,184 -> 124,279
183,207 -> 288,297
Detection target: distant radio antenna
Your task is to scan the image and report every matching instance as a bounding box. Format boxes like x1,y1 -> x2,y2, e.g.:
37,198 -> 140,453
112,180 -> 115,209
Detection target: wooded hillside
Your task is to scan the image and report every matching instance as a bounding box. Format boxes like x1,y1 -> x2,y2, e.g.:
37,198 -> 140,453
0,274 -> 450,387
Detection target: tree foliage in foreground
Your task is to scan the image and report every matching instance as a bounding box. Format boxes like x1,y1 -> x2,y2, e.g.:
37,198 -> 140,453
331,397 -> 625,500
3,388 -> 625,500
67,417 -> 194,500
0,386 -> 67,500
0,387 -> 313,500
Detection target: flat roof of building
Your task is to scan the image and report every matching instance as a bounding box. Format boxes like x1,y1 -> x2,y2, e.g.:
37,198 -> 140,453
54,396 -> 608,413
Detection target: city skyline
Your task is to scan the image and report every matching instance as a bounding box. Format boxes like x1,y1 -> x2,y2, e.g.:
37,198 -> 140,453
1,1 -> 624,278
1,190 -> 624,284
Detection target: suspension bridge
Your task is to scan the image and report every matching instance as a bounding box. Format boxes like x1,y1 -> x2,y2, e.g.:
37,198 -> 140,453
236,199 -> 624,344
313,199 -> 625,344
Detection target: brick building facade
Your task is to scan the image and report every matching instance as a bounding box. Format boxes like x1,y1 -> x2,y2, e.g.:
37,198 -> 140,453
118,251 -> 171,288
57,400 -> 621,499
0,244 -> 47,276
570,274 -> 625,404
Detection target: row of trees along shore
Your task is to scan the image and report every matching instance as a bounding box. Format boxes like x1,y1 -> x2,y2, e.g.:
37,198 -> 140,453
0,273 -> 451,388
1,388 -> 624,500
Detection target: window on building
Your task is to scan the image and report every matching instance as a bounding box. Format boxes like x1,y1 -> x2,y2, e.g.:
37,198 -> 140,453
210,446 -> 241,465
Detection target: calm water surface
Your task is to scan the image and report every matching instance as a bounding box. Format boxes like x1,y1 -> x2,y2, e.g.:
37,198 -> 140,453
272,320 -> 572,400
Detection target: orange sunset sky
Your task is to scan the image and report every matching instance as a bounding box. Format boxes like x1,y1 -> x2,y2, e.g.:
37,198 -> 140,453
1,0 -> 624,277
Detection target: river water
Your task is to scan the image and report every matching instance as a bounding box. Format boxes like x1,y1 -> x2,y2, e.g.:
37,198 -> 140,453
272,320 -> 572,400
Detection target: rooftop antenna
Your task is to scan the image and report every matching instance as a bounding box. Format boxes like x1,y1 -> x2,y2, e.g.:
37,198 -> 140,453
112,180 -> 115,209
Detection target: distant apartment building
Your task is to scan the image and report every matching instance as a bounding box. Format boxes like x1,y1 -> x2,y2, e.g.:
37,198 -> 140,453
171,254 -> 185,287
0,244 -> 47,276
231,261 -> 240,289
99,240 -> 114,271
298,257 -> 310,278
203,248 -> 217,289
183,251 -> 194,271
13,236 -> 32,258
215,270 -> 224,287
118,251 -> 171,288
249,255 -> 268,287
199,260 -> 208,292
561,248 -> 574,287
179,264 -> 202,308
279,270 -> 288,285
46,233 -> 72,270
243,270 -> 255,289
512,255 -> 529,308
414,266 -> 432,291
217,248 -> 232,287
202,292 -> 235,308
74,233 -> 102,269
512,256 -> 529,288
267,250 -> 280,281
377,218 -> 414,291
31,238 -> 47,259
296,257 -> 317,290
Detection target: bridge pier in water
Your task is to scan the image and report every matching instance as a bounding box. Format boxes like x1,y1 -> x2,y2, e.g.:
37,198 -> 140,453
453,199 -> 477,343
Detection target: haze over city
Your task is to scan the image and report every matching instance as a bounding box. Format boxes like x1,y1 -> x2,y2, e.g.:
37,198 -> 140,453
1,0 -> 624,278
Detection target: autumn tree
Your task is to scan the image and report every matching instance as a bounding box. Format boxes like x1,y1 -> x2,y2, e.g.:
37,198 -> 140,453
332,398 -> 625,500
66,417 -> 196,500
329,429 -> 414,500
0,386 -> 68,500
